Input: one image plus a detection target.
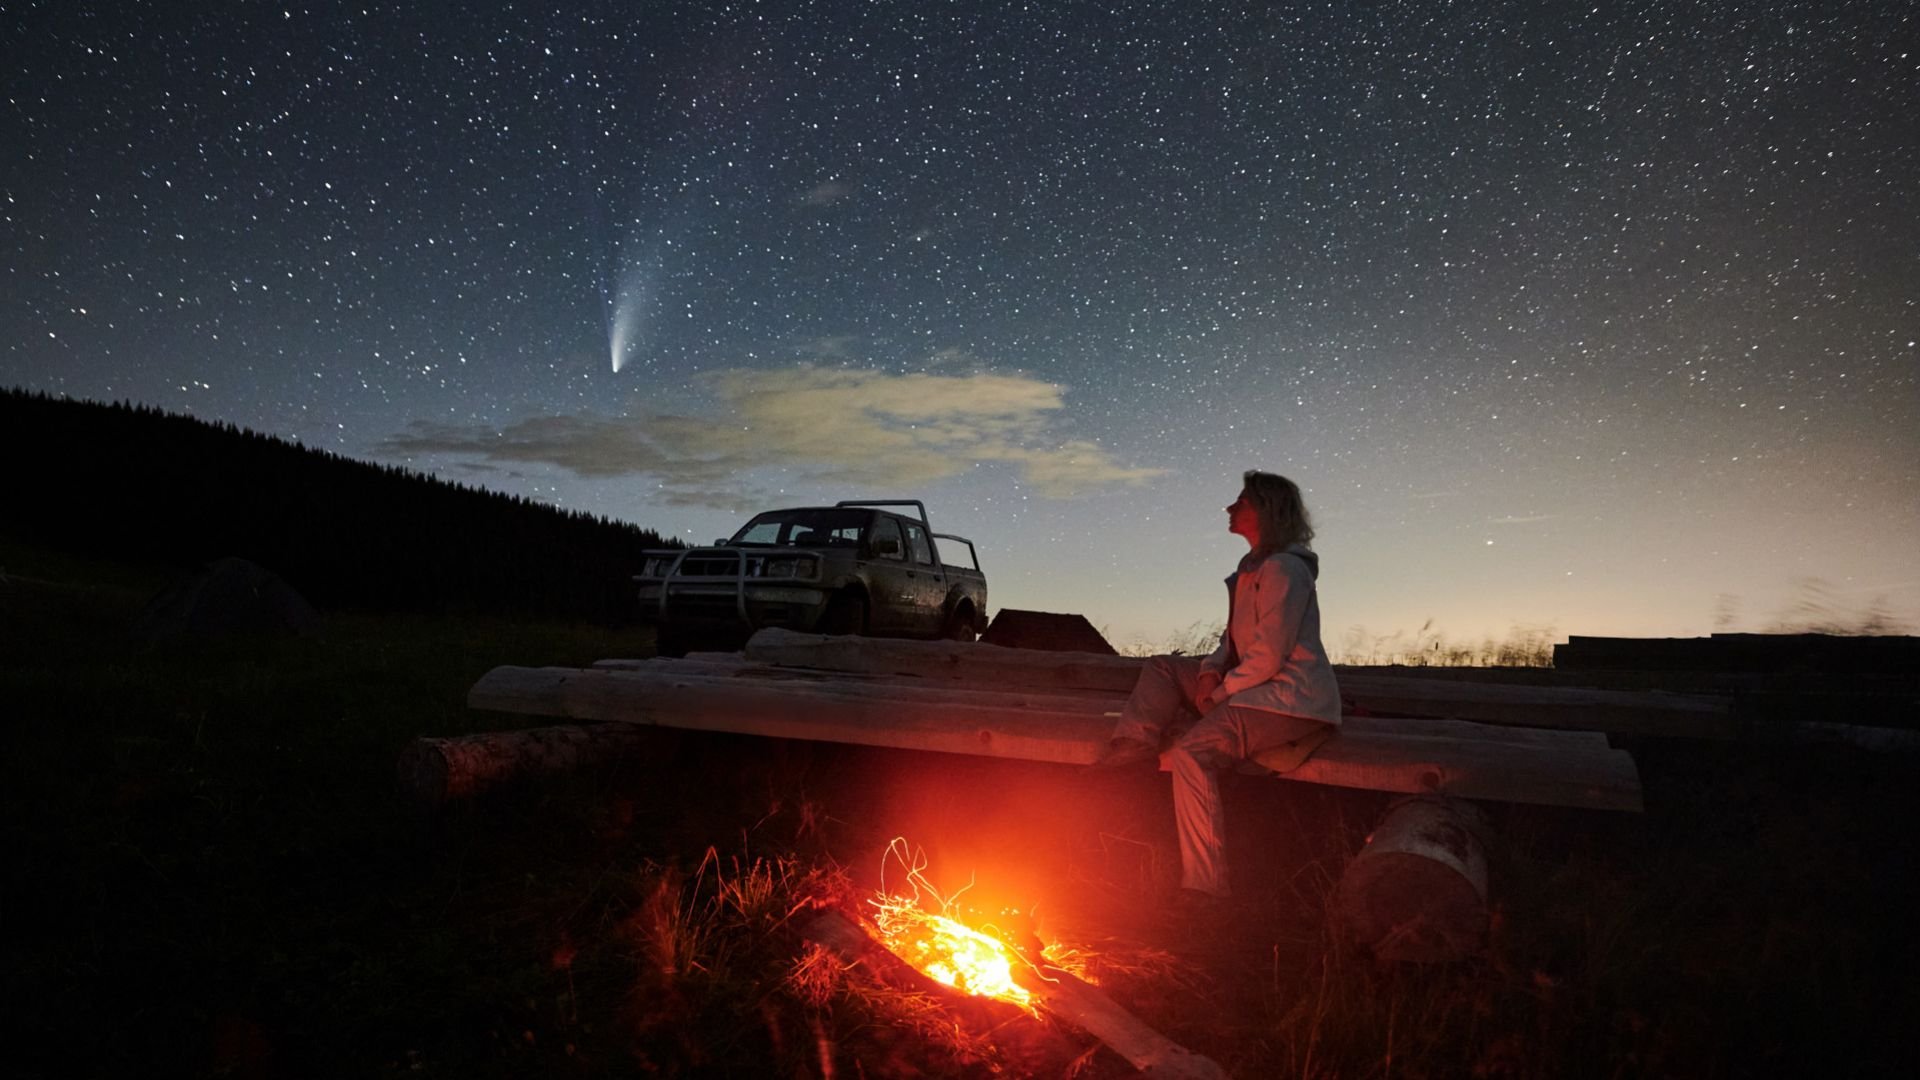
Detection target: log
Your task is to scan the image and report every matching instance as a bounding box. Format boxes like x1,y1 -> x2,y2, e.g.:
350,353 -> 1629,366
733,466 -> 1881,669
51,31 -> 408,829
1337,673 -> 1734,738
470,665 -> 1113,766
744,627 -> 1146,692
398,723 -> 655,806
467,666 -> 1644,810
597,659 -> 1618,747
601,659 -> 1613,751
738,630 -> 1731,737
1020,964 -> 1228,1080
1333,796 -> 1491,963
573,663 -> 1130,716
802,910 -> 1227,1080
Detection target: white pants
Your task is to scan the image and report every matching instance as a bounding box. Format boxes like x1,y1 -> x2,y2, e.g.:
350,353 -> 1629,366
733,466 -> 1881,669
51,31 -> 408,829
1112,655 -> 1327,897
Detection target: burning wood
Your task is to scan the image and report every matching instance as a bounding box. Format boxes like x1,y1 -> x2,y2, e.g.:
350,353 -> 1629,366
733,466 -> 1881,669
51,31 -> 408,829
800,841 -> 1229,1079
866,839 -> 1049,1011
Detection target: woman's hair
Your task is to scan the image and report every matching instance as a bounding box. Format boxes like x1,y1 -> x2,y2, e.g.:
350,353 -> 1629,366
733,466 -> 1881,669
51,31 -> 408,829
1243,470 -> 1314,554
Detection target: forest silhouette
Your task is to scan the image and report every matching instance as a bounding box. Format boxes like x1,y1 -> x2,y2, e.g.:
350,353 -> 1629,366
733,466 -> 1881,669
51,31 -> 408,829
1,388 -> 678,622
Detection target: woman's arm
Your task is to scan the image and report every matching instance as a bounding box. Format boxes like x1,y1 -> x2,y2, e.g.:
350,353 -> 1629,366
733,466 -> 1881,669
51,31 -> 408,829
1219,554 -> 1313,698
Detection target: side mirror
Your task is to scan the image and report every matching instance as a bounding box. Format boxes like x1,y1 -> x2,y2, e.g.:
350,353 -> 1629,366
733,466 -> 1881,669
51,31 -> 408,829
715,538 -> 730,546
870,537 -> 901,557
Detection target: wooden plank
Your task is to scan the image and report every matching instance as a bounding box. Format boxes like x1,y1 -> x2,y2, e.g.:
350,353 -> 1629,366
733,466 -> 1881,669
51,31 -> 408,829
468,666 -> 1642,811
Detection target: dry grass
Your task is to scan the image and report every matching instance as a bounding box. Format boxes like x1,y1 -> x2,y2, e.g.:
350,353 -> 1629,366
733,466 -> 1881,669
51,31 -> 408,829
1120,619 -> 1560,667
1334,620 -> 1560,667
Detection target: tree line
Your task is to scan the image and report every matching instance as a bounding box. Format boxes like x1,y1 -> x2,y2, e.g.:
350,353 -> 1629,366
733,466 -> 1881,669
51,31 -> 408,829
0,388 -> 680,622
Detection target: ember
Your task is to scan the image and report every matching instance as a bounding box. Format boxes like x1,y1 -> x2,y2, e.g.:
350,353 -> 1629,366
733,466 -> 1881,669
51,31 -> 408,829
868,839 -> 1043,1010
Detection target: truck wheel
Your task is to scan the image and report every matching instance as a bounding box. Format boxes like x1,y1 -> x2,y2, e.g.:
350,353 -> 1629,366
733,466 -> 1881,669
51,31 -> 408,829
943,606 -> 977,643
819,593 -> 868,637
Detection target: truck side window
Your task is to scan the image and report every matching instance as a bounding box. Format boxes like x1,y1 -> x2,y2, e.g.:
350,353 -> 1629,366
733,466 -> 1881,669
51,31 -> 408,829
869,517 -> 905,560
905,523 -> 935,565
736,521 -> 781,544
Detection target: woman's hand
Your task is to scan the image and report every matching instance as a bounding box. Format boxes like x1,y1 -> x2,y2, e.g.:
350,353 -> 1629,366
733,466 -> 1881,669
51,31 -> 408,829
1195,669 -> 1224,713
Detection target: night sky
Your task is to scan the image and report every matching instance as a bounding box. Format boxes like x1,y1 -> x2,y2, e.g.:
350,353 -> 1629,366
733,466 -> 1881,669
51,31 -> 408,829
6,0 -> 1916,649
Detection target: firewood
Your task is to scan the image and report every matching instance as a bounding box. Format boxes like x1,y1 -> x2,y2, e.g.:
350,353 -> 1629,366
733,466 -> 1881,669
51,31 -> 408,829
802,910 -> 1227,1080
398,722 -> 656,806
1333,796 -> 1491,963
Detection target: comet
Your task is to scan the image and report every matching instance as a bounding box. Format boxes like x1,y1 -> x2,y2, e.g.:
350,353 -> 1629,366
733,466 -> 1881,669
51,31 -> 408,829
605,253 -> 655,374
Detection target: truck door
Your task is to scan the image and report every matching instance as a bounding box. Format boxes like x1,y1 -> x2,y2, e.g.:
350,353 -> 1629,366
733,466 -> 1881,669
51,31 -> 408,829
862,516 -> 917,633
902,521 -> 947,633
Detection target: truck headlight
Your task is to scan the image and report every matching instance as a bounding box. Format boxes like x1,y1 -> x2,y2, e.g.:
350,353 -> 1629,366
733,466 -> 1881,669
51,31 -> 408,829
761,556 -> 817,579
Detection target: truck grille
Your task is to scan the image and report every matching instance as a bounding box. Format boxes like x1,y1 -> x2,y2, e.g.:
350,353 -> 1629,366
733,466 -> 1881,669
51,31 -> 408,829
677,555 -> 748,577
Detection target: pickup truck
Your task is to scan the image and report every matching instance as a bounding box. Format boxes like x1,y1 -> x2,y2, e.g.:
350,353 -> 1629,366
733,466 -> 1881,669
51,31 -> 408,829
634,500 -> 988,657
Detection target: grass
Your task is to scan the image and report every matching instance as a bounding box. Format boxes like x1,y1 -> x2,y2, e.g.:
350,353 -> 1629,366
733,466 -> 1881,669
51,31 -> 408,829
1334,621 -> 1560,668
1120,619 -> 1561,667
4,540 -> 1916,1077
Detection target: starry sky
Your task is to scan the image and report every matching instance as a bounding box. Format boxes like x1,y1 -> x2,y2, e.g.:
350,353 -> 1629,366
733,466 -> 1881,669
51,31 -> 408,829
6,0 -> 1917,651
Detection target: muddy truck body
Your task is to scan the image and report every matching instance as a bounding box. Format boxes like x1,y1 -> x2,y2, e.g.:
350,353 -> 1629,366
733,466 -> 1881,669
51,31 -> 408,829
634,500 -> 987,656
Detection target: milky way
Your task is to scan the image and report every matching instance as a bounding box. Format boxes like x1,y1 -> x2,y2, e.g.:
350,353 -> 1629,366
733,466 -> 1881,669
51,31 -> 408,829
5,1 -> 1915,646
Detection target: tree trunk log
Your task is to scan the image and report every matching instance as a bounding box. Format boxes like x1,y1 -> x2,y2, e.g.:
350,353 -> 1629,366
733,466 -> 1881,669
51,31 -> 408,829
733,629 -> 1732,736
1336,672 -> 1734,737
1333,796 -> 1491,963
745,627 -> 1146,692
398,723 -> 656,807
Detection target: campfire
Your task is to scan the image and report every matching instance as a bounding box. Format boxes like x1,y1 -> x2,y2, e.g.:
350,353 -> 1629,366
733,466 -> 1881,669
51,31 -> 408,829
866,839 -> 1050,1010
803,838 -> 1228,1080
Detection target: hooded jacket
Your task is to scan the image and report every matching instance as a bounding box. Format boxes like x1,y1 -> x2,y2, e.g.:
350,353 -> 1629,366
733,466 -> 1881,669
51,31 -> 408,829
1200,543 -> 1343,725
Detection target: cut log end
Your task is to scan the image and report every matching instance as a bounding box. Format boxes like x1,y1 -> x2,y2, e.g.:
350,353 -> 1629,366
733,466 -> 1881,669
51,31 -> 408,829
1333,797 -> 1491,963
1334,852 -> 1487,963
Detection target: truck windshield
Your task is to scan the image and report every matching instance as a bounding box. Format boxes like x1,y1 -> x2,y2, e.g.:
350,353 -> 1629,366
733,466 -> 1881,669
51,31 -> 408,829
729,508 -> 870,548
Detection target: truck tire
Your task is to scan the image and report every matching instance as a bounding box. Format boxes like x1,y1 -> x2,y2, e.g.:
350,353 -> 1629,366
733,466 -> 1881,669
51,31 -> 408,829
819,593 -> 868,637
943,604 -> 977,643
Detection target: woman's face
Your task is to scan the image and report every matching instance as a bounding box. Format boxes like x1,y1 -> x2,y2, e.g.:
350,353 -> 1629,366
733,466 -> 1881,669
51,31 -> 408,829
1227,489 -> 1260,541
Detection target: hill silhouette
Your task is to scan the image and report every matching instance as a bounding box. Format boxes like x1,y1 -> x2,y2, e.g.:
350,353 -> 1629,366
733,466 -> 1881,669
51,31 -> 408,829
1,388 -> 679,622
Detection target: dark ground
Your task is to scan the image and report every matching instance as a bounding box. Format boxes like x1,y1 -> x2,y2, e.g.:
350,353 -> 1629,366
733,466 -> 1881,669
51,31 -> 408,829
5,540 -> 1918,1078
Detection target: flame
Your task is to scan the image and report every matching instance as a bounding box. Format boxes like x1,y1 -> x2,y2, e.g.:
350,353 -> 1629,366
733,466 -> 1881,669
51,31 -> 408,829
867,839 -> 1040,1010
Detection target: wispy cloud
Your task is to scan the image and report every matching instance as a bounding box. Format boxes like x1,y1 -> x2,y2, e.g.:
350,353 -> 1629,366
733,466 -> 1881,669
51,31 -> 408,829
1487,513 -> 1556,525
378,365 -> 1164,508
